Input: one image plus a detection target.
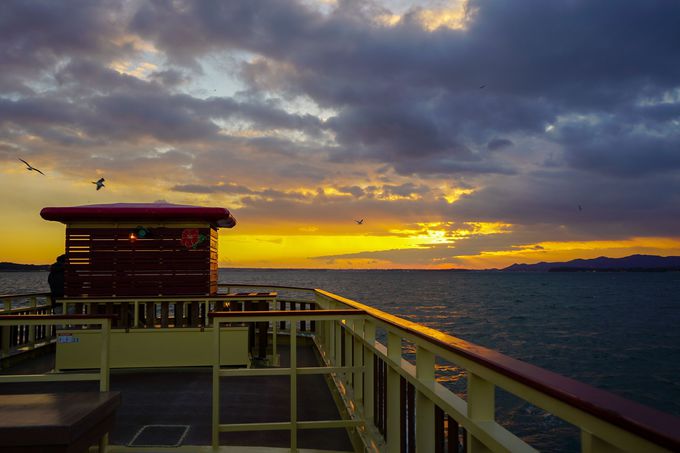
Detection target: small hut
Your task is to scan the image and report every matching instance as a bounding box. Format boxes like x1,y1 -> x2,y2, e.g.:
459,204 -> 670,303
41,202 -> 236,298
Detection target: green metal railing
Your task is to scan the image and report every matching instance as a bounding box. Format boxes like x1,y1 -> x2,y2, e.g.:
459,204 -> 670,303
0,285 -> 678,452
0,292 -> 54,359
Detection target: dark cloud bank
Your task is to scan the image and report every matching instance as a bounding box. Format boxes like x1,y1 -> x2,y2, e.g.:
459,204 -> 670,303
2,0 -> 680,252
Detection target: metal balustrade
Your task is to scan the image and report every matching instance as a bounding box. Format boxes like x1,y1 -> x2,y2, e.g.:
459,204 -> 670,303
0,284 -> 678,452
0,292 -> 55,359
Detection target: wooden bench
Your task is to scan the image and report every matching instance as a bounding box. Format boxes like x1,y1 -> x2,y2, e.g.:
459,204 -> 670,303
0,391 -> 121,453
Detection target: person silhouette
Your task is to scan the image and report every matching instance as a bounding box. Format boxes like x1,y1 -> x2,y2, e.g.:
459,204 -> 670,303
48,254 -> 65,310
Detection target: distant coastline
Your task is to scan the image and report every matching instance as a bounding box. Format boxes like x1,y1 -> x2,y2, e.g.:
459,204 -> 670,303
2,254 -> 679,272
0,262 -> 49,272
502,254 -> 680,272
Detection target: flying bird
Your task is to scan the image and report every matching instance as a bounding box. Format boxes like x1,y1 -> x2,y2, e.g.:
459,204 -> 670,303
578,204 -> 582,211
92,178 -> 105,190
18,158 -> 45,175
354,219 -> 364,225
479,84 -> 486,89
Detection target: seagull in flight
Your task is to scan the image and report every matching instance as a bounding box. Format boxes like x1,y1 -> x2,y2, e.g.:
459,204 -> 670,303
92,178 -> 105,190
578,204 -> 582,212
354,219 -> 364,225
479,84 -> 486,89
18,158 -> 45,175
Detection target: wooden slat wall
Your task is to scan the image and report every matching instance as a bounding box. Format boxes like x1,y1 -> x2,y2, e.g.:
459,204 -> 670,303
64,227 -> 218,297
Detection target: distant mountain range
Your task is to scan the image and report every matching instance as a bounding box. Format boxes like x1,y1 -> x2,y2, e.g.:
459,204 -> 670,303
0,262 -> 49,272
502,254 -> 680,272
2,255 -> 679,272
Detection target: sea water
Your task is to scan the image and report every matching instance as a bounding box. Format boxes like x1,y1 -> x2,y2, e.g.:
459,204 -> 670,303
3,269 -> 679,451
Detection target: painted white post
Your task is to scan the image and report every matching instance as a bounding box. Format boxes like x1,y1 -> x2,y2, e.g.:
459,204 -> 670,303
212,318 -> 221,450
335,321 -> 343,367
345,320 -> 353,385
416,346 -> 435,452
386,332 -> 402,453
1,300 -> 11,357
364,320 -> 376,423
133,301 -> 139,327
353,318 -> 364,405
467,373 -> 495,453
28,296 -> 37,347
98,317 -> 111,453
327,320 -> 338,366
290,321 -> 298,452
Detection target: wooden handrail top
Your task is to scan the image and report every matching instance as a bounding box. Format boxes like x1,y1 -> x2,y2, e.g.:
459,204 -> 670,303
209,309 -> 365,319
0,314 -> 118,320
315,289 -> 680,451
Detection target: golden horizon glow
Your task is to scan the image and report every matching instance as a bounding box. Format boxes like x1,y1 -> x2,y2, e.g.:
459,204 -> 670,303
2,172 -> 680,269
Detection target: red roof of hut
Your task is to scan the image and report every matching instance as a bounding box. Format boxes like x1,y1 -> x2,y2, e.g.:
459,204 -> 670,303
41,202 -> 236,228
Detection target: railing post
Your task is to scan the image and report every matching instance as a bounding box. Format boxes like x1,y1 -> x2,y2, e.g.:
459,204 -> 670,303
467,373 -> 494,453
99,318 -> 111,392
352,318 -> 364,405
344,320 -> 353,385
2,300 -> 11,357
386,332 -> 401,452
290,321 -> 298,452
212,317 -> 221,450
334,321 -> 342,367
416,346 -> 435,452
28,296 -> 37,347
363,320 -> 376,423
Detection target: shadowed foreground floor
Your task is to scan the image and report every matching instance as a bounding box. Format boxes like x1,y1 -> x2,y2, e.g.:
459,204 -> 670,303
0,343 -> 354,451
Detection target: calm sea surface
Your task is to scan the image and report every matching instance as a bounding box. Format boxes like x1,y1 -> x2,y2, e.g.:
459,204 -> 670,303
2,269 -> 679,451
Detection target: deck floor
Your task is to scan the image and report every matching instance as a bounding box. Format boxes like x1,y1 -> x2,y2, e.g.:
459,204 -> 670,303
0,343 -> 354,451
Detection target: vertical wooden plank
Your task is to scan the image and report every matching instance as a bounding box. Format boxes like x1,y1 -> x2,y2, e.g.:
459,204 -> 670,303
161,302 -> 169,328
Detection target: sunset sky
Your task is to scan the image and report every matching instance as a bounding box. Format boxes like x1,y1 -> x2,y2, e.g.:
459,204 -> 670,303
2,0 -> 680,269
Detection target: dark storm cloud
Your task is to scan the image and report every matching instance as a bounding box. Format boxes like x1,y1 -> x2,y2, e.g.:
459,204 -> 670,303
449,171 -> 680,238
127,0 -> 680,177
487,138 -> 513,152
0,0 -> 127,92
2,0 -> 680,245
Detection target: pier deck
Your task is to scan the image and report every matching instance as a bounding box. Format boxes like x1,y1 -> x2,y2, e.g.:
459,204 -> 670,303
0,343 -> 353,451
